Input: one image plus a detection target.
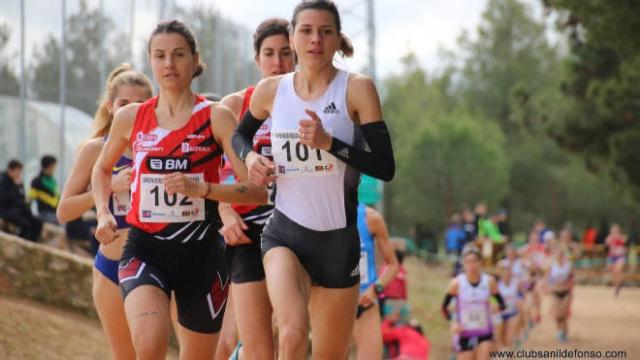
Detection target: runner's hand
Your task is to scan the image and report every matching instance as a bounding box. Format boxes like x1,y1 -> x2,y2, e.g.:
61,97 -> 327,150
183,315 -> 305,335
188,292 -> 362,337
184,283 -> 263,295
219,204 -> 251,246
358,286 -> 378,307
111,167 -> 132,193
299,109 -> 331,150
450,322 -> 463,335
246,152 -> 275,186
95,212 -> 117,245
165,172 -> 204,198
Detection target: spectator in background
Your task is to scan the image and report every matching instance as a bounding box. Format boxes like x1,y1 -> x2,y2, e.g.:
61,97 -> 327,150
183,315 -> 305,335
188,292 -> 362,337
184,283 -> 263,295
381,311 -> 430,360
474,202 -> 488,238
461,207 -> 477,246
446,213 -> 467,276
581,224 -> 598,261
496,208 -> 511,239
0,159 -> 43,241
478,212 -> 506,265
446,214 -> 466,256
29,155 -> 60,224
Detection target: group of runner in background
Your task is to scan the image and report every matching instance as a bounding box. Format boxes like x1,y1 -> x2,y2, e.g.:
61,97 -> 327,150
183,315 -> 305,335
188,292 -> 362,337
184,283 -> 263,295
442,202 -> 630,359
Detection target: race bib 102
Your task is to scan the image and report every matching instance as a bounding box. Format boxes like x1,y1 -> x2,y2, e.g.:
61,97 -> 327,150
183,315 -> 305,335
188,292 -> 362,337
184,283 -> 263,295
139,173 -> 205,223
271,130 -> 338,178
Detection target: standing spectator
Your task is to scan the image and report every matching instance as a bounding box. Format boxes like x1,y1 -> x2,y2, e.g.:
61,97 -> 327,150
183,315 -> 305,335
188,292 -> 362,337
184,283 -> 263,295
473,202 -> 488,238
445,214 -> 466,256
461,207 -> 477,246
446,213 -> 467,276
29,155 -> 60,224
496,208 -> 511,239
581,224 -> 598,262
478,212 -> 506,265
0,159 -> 43,241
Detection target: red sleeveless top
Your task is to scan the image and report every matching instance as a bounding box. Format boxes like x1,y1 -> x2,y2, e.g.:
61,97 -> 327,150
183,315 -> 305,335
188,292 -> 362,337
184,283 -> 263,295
221,87 -> 274,224
126,95 -> 222,241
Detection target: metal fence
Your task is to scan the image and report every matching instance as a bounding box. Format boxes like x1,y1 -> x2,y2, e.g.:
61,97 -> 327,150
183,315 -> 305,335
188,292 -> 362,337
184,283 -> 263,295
0,0 -> 261,184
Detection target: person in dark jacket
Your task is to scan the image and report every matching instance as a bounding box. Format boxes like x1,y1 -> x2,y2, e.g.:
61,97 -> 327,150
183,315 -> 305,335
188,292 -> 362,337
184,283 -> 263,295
29,155 -> 60,224
0,159 -> 43,241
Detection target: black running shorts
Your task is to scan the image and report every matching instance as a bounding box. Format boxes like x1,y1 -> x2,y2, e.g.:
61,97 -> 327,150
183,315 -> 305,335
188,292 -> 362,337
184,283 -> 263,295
226,222 -> 266,284
261,209 -> 360,288
119,227 -> 229,334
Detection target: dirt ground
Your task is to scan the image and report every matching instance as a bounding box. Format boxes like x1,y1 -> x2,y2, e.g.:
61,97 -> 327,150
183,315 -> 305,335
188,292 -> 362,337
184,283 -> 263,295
525,285 -> 640,356
1,268 -> 637,359
0,295 -> 178,359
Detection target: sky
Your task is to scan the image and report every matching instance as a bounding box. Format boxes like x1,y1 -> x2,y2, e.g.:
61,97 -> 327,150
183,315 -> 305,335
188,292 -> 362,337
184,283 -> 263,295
172,0 -> 489,77
0,0 -> 550,80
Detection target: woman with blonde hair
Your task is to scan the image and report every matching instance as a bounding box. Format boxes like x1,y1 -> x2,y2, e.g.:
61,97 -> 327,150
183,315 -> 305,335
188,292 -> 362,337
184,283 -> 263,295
57,63 -> 153,359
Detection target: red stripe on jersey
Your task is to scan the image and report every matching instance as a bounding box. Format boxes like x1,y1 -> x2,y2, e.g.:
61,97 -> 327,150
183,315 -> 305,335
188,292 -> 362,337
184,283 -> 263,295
126,95 -> 222,235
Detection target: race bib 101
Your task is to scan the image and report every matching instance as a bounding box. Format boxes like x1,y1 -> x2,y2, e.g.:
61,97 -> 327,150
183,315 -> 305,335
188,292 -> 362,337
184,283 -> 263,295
139,173 -> 205,223
271,130 -> 338,178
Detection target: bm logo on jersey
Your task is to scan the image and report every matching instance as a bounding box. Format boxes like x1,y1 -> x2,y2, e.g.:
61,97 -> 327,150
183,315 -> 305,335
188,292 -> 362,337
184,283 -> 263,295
147,157 -> 192,172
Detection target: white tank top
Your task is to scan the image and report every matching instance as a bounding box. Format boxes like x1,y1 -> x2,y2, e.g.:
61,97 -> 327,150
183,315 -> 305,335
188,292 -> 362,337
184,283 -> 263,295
498,279 -> 519,315
456,273 -> 492,335
270,70 -> 362,231
549,260 -> 571,285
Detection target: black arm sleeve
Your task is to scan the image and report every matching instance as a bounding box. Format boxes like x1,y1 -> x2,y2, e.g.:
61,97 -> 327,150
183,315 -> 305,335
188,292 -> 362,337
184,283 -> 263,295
328,121 -> 395,181
441,293 -> 454,321
232,110 -> 266,161
493,293 -> 506,311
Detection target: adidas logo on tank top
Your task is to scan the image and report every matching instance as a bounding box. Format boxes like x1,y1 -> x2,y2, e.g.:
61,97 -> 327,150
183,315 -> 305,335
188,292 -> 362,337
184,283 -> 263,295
323,102 -> 339,114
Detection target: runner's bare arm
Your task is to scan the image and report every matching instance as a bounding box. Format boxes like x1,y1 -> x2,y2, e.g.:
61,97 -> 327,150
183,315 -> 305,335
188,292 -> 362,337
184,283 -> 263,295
368,207 -> 399,287
232,77 -> 281,185
198,103 -> 268,204
57,139 -> 102,223
92,104 -> 137,217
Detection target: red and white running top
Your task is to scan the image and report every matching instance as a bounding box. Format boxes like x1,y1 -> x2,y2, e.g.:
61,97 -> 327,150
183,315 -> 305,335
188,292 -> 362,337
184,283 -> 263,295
126,95 -> 222,242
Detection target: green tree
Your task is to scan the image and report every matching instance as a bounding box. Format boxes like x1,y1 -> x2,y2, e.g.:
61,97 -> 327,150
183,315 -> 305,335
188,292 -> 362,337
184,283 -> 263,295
30,0 -> 128,114
547,0 -> 640,194
456,0 -> 560,135
0,22 -> 19,96
383,56 -> 509,237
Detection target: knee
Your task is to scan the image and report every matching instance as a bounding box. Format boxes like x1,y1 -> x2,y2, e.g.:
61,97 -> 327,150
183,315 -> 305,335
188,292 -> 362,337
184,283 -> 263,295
217,332 -> 238,355
130,329 -> 168,360
278,322 -> 308,349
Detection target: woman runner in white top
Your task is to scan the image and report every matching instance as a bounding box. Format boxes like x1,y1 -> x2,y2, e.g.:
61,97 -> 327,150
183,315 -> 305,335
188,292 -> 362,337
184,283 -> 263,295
442,247 -> 505,360
231,1 -> 395,358
546,247 -> 573,342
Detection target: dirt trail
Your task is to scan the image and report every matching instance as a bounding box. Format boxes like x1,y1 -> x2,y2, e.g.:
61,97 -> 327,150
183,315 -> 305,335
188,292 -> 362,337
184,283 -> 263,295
0,295 -> 178,359
524,285 -> 639,357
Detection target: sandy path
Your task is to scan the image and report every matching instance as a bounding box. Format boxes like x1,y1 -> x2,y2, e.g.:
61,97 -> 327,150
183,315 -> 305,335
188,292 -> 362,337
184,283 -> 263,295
0,295 -> 179,359
524,285 -> 639,357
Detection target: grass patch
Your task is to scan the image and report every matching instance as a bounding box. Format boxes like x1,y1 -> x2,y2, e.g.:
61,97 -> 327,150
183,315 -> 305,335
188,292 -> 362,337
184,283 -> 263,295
405,256 -> 452,359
